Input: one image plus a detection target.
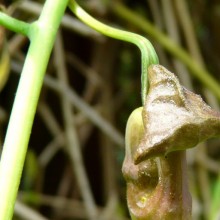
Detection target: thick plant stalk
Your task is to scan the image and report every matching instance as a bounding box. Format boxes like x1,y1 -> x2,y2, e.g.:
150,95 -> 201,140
123,65 -> 220,219
0,0 -> 68,219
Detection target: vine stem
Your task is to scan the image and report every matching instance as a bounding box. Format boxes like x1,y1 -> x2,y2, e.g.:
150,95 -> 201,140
0,12 -> 30,36
68,0 -> 159,104
0,0 -> 68,219
111,2 -> 220,100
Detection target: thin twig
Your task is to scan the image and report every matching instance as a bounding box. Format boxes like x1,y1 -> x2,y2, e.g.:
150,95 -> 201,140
161,0 -> 193,90
14,200 -> 48,220
11,59 -> 124,147
45,74 -> 124,146
54,31 -> 98,219
148,0 -> 169,67
18,192 -> 100,219
38,134 -> 64,168
174,0 -> 204,67
196,151 -> 220,174
66,52 -> 102,103
66,52 -> 102,87
38,102 -> 61,136
90,40 -> 119,218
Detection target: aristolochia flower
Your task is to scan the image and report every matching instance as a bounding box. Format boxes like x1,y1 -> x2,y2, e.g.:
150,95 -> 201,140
134,65 -> 220,164
123,65 -> 220,220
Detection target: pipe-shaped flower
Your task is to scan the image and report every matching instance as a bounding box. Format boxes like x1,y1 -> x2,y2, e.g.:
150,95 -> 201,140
123,65 -> 220,219
123,108 -> 191,220
134,65 -> 220,164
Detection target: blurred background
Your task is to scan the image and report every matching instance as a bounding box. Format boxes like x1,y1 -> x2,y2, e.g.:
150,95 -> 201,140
1,0 -> 220,219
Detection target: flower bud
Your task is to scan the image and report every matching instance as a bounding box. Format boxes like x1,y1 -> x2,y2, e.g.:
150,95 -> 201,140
134,65 -> 220,164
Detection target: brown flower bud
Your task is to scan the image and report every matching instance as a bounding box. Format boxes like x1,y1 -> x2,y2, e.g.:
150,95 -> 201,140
134,65 -> 220,164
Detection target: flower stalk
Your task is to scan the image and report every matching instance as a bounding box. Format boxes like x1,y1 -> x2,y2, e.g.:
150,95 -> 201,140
68,0 -> 159,104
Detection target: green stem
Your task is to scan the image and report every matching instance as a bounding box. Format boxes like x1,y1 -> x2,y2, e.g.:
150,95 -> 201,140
0,12 -> 30,36
111,2 -> 220,100
68,0 -> 159,104
0,0 -> 68,219
210,174 -> 220,220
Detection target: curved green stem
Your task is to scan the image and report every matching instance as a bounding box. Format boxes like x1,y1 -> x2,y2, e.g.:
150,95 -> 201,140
68,0 -> 159,104
0,12 -> 30,36
111,2 -> 220,100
